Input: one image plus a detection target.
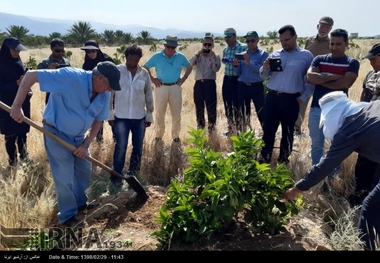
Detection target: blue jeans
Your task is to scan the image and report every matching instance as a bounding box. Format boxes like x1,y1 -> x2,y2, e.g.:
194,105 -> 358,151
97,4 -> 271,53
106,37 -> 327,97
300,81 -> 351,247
308,107 -> 340,176
113,117 -> 146,176
43,125 -> 91,224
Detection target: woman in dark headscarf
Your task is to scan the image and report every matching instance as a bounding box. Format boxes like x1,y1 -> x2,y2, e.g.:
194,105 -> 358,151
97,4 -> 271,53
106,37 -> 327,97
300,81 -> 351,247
0,37 -> 31,167
81,40 -> 116,143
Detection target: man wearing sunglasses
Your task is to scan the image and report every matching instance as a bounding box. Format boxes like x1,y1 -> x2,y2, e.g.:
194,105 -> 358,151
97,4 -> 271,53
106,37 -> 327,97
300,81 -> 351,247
37,38 -> 71,104
189,33 -> 221,133
232,31 -> 268,132
221,28 -> 247,136
143,35 -> 192,143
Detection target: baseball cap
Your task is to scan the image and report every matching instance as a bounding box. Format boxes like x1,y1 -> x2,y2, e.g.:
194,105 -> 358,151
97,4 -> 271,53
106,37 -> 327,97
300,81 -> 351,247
224,28 -> 236,37
96,61 -> 121,91
6,37 -> 27,51
163,35 -> 178,47
243,31 -> 259,38
204,32 -> 214,39
362,43 -> 380,59
80,40 -> 100,50
319,16 -> 334,27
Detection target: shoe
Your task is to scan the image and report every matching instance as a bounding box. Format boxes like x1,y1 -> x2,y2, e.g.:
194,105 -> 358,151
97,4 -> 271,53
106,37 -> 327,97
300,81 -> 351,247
258,154 -> 271,164
110,176 -> 123,187
173,138 -> 180,143
60,216 -> 84,229
277,156 -> 290,165
78,202 -> 98,211
8,159 -> 17,167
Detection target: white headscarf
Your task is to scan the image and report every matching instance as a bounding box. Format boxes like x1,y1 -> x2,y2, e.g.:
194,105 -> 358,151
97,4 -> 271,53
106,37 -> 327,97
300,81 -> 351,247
319,91 -> 367,141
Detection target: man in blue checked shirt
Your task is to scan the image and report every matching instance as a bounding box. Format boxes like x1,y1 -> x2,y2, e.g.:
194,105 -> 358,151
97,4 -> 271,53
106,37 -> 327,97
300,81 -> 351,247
10,61 -> 121,228
221,28 -> 247,135
259,25 -> 314,165
233,31 -> 268,132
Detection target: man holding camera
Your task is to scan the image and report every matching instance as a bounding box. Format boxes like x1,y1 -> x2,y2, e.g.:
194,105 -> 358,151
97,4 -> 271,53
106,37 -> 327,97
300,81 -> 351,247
233,31 -> 268,132
189,33 -> 221,133
259,25 -> 314,165
37,38 -> 70,105
221,28 -> 247,135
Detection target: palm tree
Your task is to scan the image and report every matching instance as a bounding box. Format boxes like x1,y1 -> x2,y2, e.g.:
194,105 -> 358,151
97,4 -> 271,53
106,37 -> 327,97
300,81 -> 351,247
137,30 -> 152,44
67,21 -> 96,45
102,30 -> 115,45
49,32 -> 64,40
122,32 -> 133,44
6,25 -> 30,41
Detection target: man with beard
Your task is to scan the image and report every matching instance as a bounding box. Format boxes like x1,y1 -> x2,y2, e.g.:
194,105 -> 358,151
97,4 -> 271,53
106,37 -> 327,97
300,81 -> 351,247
109,44 -> 154,186
259,25 -> 314,165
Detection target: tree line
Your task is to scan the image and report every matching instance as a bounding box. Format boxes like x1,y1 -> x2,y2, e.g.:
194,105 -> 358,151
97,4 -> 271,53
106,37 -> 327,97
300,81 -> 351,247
0,21 -> 156,47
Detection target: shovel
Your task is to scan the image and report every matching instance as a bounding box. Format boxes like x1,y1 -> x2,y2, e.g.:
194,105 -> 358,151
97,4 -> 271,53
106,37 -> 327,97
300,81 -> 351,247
0,101 -> 148,200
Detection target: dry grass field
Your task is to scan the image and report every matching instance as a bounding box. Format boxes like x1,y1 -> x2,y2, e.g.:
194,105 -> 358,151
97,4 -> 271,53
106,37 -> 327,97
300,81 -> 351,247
0,38 -> 379,251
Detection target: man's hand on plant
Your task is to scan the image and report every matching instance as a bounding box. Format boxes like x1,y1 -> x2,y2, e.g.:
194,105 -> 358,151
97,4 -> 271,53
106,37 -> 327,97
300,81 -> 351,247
283,187 -> 302,201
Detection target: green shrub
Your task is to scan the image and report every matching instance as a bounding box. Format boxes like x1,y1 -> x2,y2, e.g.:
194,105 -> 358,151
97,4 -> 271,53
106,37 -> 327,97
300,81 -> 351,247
152,128 -> 303,247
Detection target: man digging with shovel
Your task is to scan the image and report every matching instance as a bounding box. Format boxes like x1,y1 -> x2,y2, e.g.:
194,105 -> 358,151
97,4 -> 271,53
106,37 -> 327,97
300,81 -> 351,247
9,61 -> 146,228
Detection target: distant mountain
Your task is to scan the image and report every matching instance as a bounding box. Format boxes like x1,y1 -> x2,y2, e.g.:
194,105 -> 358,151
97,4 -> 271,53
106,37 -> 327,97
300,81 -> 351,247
0,12 -> 222,39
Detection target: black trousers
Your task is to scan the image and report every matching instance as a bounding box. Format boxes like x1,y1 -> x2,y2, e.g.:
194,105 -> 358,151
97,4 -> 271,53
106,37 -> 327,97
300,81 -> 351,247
193,79 -> 217,130
222,75 -> 239,129
349,154 -> 380,207
237,81 -> 265,131
5,133 -> 28,162
261,90 -> 299,161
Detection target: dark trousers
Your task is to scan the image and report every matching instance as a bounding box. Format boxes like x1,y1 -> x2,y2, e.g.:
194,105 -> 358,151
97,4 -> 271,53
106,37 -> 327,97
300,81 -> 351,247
237,81 -> 265,131
193,80 -> 217,130
261,91 -> 299,161
349,154 -> 380,206
222,75 -> 239,129
5,133 -> 28,163
359,181 -> 380,250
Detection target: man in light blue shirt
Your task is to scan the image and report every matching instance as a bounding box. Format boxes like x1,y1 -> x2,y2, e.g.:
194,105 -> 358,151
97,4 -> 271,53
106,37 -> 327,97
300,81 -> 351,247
144,35 -> 192,143
233,31 -> 268,131
10,61 -> 121,227
259,25 -> 314,165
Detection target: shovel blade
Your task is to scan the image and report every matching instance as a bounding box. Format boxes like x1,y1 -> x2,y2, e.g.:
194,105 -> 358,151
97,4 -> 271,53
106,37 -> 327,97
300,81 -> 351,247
124,176 -> 148,200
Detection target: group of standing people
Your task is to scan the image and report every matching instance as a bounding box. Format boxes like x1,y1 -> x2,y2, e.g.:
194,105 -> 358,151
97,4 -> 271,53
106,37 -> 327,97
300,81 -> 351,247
2,17 -> 380,249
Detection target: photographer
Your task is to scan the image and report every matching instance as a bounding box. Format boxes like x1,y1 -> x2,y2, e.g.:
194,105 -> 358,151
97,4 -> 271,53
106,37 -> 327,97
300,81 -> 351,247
189,33 -> 221,133
233,31 -> 268,131
37,38 -> 70,105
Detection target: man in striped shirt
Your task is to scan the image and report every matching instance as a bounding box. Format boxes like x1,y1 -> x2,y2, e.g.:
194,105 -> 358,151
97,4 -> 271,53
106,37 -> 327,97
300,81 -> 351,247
221,28 -> 247,135
306,29 -> 359,187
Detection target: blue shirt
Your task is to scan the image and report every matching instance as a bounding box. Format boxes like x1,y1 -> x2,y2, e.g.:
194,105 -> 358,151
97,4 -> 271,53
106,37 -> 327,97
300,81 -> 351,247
235,48 -> 269,83
310,54 -> 360,108
38,67 -> 110,141
144,50 -> 190,83
259,46 -> 314,102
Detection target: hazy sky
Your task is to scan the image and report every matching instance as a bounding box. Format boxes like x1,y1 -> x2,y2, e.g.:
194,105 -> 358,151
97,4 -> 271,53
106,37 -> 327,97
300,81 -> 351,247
0,0 -> 377,37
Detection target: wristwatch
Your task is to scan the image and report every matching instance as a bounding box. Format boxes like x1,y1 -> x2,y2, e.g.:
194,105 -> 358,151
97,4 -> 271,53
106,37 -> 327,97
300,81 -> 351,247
82,141 -> 90,148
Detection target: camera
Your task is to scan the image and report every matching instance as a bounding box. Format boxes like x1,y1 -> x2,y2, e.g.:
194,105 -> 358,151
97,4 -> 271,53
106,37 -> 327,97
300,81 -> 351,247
202,49 -> 211,53
269,58 -> 283,72
57,64 -> 70,69
235,53 -> 245,60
